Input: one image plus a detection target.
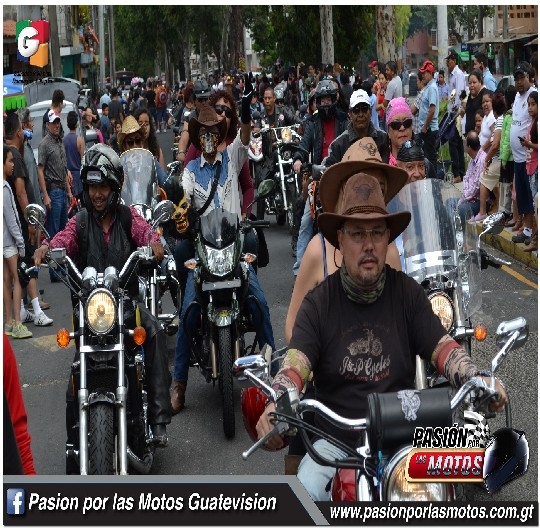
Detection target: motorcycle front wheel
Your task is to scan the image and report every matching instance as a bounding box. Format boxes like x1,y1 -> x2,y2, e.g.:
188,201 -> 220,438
286,183 -> 298,235
88,403 -> 115,475
218,327 -> 235,439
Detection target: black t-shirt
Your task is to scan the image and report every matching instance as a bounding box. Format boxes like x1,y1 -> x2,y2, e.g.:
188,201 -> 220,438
289,266 -> 446,448
108,99 -> 124,123
146,89 -> 156,108
8,146 -> 35,240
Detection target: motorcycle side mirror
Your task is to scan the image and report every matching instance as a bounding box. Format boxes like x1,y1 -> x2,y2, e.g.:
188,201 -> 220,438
233,355 -> 267,379
24,203 -> 51,240
480,212 -> 505,237
495,317 -> 529,356
152,199 -> 174,226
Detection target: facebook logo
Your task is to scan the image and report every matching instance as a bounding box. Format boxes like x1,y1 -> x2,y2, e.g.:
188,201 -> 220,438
6,489 -> 25,515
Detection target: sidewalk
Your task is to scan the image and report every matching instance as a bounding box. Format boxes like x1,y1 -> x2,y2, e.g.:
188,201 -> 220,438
453,181 -> 537,270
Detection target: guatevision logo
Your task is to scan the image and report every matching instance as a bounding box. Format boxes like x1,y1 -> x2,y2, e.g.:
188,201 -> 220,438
16,19 -> 50,68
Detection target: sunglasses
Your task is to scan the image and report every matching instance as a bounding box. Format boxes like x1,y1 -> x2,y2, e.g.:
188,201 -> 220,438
351,104 -> 370,115
125,136 -> 143,147
214,104 -> 234,118
389,118 -> 413,131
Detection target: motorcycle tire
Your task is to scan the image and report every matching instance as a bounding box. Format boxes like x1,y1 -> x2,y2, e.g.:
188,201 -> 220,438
286,184 -> 298,235
218,327 -> 235,439
88,403 -> 115,475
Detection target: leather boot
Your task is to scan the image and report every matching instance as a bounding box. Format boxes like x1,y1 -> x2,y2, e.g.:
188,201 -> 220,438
171,381 -> 187,415
284,454 -> 303,475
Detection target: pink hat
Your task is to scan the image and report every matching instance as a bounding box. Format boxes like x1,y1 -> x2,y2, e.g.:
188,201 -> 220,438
386,97 -> 412,125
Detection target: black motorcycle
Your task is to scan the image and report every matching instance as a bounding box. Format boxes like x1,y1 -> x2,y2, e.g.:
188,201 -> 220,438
183,180 -> 275,439
24,201 -> 173,475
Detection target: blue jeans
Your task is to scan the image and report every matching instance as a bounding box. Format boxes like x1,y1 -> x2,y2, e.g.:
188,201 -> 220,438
45,187 -> 68,280
515,162 -> 534,215
173,265 -> 276,383
292,200 -> 314,276
297,439 -> 348,501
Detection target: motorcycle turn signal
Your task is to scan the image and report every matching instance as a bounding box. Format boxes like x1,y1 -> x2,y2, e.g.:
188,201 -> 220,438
474,323 -> 488,341
57,328 -> 71,348
133,326 -> 146,346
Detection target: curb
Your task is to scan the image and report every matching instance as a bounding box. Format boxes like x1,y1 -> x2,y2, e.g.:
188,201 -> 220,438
480,226 -> 537,270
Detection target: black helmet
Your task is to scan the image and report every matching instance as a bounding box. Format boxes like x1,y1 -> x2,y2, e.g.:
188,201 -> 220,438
193,79 -> 211,99
483,428 -> 529,493
81,144 -> 124,219
314,79 -> 337,119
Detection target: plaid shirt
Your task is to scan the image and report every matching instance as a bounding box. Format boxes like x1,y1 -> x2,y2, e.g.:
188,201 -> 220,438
461,149 -> 486,202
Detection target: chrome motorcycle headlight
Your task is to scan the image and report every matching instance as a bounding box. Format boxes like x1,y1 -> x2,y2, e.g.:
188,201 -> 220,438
85,288 -> 116,335
205,243 -> 236,277
428,292 -> 454,331
382,446 -> 448,501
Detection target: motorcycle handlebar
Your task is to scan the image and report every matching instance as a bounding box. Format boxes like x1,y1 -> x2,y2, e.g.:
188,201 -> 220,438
244,220 -> 271,229
297,399 -> 368,432
118,250 -> 142,288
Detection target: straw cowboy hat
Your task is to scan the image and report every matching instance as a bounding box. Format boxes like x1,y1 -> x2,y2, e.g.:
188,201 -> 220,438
317,173 -> 411,249
319,137 -> 409,214
187,105 -> 227,153
118,115 -> 144,151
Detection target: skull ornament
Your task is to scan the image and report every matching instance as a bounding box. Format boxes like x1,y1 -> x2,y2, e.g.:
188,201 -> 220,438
172,193 -> 190,234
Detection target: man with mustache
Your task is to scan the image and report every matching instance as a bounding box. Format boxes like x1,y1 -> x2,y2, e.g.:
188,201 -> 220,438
256,166 -> 508,501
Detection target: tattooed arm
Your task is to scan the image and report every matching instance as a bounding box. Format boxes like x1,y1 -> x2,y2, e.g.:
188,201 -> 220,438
255,349 -> 312,449
431,335 -> 507,411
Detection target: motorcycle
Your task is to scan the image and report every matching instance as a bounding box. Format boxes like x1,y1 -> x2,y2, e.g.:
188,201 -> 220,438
255,124 -> 307,234
120,148 -> 180,336
24,200 -> 174,475
183,180 -> 275,439
390,179 -> 509,387
234,316 -> 528,501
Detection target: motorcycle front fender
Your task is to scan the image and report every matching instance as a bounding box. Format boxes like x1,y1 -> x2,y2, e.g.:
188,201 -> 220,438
207,305 -> 239,327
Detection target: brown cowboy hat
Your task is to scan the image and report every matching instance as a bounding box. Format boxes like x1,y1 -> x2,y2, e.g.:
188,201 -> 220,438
118,115 -> 145,151
319,137 -> 408,214
188,105 -> 227,152
317,173 -> 411,249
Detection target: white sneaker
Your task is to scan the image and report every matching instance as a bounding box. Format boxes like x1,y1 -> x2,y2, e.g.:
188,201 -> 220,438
21,309 -> 35,324
34,312 -> 54,327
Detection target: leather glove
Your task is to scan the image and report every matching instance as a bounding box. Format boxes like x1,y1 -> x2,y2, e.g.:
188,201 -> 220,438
241,73 -> 253,124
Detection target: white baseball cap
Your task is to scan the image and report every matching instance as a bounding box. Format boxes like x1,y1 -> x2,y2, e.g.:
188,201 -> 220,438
349,89 -> 371,109
47,109 -> 61,123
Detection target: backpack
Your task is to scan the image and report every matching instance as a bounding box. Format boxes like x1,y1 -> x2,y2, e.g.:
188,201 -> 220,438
157,87 -> 167,106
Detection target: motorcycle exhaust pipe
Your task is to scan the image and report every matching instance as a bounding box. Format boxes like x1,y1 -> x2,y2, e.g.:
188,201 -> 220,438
127,446 -> 154,474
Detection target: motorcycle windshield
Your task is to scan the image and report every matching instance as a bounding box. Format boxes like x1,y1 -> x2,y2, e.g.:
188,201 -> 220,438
199,208 -> 238,249
391,179 -> 482,317
120,148 -> 159,213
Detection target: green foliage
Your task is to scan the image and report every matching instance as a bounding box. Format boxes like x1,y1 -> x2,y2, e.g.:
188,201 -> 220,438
395,6 -> 412,46
244,6 -> 374,72
409,6 -> 496,40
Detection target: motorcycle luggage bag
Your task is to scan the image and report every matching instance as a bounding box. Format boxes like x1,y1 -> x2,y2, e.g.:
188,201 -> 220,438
367,387 -> 453,453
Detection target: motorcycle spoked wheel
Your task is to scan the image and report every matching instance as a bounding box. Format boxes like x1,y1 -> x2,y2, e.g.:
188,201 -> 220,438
286,183 -> 298,235
88,403 -> 116,475
218,326 -> 235,439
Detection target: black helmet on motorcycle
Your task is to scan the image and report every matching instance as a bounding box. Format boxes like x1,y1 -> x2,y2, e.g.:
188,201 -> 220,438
314,79 -> 338,119
81,144 -> 124,219
483,428 -> 529,493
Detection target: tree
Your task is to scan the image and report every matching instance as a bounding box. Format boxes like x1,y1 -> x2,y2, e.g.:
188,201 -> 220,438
320,6 -> 334,66
376,6 -> 398,63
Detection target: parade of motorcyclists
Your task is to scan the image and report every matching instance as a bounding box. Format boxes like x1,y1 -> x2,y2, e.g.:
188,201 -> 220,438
6,47 -> 536,499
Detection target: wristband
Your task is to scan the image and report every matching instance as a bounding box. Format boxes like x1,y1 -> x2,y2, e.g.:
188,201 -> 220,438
178,150 -> 186,154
